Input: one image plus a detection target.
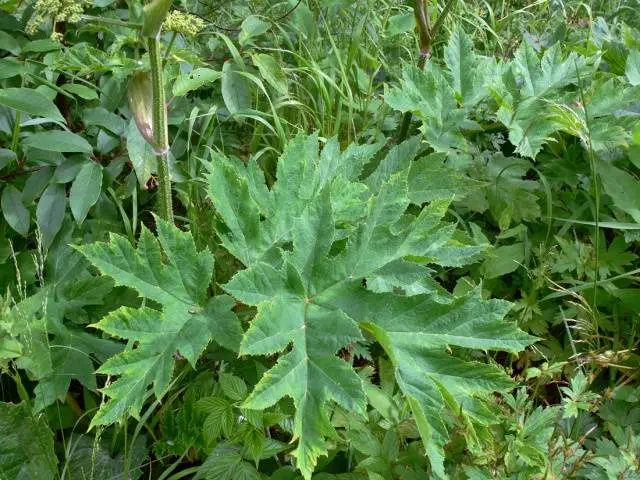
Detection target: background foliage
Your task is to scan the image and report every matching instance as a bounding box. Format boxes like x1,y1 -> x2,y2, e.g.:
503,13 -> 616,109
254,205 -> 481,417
1,0 -> 640,479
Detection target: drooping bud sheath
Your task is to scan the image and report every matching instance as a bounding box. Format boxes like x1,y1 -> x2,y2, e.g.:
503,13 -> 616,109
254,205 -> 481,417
127,71 -> 155,147
141,0 -> 173,38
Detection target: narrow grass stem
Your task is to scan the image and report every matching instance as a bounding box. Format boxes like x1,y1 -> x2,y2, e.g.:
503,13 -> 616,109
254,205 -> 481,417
163,31 -> 178,65
11,111 -> 21,160
81,14 -> 142,30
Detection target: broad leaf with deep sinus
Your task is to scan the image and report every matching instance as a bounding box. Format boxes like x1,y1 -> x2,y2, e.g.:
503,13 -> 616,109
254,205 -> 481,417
209,133 -> 536,478
77,218 -> 242,427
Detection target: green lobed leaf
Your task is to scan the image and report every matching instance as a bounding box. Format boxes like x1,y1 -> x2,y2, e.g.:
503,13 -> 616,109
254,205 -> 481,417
213,134 -> 535,478
444,28 -> 485,107
385,63 -> 469,153
77,218 -> 243,426
1,262 -> 122,412
206,133 -> 384,267
195,442 -> 261,480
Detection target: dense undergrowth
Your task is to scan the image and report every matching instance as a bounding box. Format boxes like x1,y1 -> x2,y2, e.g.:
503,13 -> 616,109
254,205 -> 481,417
1,0 -> 639,479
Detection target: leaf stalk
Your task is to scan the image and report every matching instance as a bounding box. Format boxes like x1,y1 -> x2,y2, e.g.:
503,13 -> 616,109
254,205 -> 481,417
396,0 -> 457,143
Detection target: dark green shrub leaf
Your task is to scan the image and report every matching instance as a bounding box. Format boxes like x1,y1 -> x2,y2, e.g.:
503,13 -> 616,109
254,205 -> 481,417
70,162 -> 103,225
36,183 -> 66,249
1,185 -> 30,236
24,131 -> 93,154
0,88 -> 65,123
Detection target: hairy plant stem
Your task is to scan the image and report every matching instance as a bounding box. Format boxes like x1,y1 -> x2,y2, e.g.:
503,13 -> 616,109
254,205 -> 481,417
396,0 -> 457,143
148,36 -> 174,222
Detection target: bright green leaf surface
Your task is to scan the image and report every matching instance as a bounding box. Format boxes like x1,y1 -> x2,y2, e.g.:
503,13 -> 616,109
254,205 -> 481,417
213,134 -> 534,478
77,218 -> 243,426
173,68 -> 222,96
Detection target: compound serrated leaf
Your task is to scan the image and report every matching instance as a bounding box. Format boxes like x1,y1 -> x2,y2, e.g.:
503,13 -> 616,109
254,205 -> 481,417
210,134 -> 535,478
77,218 -> 242,427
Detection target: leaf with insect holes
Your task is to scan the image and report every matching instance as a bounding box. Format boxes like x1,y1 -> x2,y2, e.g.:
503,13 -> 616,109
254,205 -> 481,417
212,134 -> 535,478
76,218 -> 243,427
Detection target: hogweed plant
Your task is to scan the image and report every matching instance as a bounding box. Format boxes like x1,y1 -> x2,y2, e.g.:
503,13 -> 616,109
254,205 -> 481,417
2,1 -> 640,479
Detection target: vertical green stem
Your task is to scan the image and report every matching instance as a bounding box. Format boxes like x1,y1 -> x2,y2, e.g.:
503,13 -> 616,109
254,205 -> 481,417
11,112 -> 21,154
396,0 -> 457,143
148,36 -> 173,222
11,69 -> 25,166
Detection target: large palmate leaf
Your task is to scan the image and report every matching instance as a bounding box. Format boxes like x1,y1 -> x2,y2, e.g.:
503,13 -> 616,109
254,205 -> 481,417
550,78 -> 640,152
209,134 -> 535,478
207,133 -> 384,266
491,42 -> 589,158
385,63 -> 469,153
77,218 -> 242,427
385,28 -> 494,154
386,29 -> 603,159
